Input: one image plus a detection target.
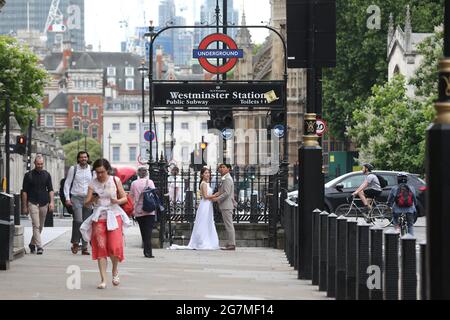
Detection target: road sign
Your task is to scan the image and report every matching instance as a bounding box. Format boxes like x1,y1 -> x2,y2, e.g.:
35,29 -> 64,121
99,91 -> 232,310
316,119 -> 327,136
137,154 -> 147,165
144,130 -> 155,142
196,33 -> 240,74
273,124 -> 285,138
222,128 -> 234,140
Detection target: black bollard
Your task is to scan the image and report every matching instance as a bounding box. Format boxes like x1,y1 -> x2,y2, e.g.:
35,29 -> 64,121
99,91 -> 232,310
293,202 -> 299,271
13,194 -> 21,226
401,234 -> 417,300
284,200 -> 293,266
356,222 -> 370,300
335,216 -> 347,300
384,230 -> 399,300
0,192 -> 14,270
319,211 -> 329,291
369,228 -> 383,300
346,219 -> 357,300
312,208 -> 321,286
327,213 -> 337,298
420,241 -> 427,300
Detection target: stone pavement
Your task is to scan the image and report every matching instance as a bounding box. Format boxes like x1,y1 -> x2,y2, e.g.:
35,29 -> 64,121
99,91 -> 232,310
0,221 -> 330,300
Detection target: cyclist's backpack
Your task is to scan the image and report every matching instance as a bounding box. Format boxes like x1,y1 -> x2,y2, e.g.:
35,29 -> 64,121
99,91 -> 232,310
395,184 -> 414,207
376,174 -> 388,188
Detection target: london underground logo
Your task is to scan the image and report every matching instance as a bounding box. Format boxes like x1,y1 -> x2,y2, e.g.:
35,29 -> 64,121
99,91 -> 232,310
194,33 -> 243,74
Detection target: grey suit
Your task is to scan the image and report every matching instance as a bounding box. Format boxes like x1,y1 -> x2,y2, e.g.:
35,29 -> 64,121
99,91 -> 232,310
216,173 -> 237,246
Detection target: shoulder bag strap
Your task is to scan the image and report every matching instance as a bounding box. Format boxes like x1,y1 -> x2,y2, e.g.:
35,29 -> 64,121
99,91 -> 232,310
69,165 -> 77,195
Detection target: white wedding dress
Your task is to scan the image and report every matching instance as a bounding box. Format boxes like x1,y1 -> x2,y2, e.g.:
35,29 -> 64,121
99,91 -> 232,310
169,182 -> 219,250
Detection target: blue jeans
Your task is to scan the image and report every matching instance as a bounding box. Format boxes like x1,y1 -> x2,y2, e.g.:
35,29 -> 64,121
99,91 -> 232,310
392,211 -> 415,235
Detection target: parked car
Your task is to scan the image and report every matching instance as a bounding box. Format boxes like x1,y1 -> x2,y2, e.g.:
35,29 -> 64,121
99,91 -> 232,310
112,166 -> 137,192
287,171 -> 427,216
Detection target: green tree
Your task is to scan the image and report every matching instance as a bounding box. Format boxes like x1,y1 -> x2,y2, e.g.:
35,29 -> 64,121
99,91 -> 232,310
63,137 -> 102,168
57,129 -> 84,145
348,75 -> 434,174
323,0 -> 443,141
0,36 -> 49,129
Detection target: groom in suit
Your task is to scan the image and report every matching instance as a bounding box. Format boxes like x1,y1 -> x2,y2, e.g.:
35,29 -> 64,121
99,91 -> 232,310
212,163 -> 237,250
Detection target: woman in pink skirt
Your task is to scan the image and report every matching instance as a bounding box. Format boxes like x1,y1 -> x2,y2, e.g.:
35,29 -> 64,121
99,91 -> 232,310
81,159 -> 131,289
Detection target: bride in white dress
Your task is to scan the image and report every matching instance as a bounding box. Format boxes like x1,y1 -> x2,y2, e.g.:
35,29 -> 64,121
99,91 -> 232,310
169,168 -> 220,250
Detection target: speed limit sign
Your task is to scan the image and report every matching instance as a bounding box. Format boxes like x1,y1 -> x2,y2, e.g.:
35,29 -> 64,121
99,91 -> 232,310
316,119 -> 327,136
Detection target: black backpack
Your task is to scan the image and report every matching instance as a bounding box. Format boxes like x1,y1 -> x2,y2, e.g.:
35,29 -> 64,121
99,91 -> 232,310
375,174 -> 388,188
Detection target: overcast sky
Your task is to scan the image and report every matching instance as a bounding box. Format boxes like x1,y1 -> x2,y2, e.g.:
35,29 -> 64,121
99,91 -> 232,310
85,0 -> 271,52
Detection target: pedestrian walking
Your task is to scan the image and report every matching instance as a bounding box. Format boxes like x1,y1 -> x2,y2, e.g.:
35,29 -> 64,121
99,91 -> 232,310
80,158 -> 132,289
21,155 -> 54,255
129,166 -> 157,258
64,151 -> 94,255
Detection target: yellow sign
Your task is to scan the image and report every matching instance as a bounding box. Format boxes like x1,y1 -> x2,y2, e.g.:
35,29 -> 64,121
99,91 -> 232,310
2,177 -> 6,192
330,155 -> 335,162
264,90 -> 280,103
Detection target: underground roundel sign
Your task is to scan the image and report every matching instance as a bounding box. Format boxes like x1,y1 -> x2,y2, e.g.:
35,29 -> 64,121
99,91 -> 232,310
194,33 -> 242,74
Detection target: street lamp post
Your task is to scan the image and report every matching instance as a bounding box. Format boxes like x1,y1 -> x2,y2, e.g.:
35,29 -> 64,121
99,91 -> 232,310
162,114 -> 168,160
137,60 -> 148,123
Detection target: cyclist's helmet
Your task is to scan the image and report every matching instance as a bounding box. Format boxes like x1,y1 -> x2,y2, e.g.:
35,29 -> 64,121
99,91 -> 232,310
363,163 -> 374,172
397,172 -> 408,184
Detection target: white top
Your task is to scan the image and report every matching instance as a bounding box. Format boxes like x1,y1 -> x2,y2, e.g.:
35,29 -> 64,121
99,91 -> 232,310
64,164 -> 95,200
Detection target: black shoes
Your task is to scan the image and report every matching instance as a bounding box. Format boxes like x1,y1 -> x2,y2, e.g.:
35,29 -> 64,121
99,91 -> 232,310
144,253 -> 154,258
28,244 -> 36,254
36,247 -> 44,255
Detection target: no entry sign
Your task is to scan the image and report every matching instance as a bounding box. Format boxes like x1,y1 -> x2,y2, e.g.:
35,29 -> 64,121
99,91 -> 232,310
195,33 -> 242,74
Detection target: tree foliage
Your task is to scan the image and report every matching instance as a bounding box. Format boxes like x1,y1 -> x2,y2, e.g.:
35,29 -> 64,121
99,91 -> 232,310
0,36 -> 49,130
323,0 -> 444,141
57,129 -> 85,146
63,137 -> 102,168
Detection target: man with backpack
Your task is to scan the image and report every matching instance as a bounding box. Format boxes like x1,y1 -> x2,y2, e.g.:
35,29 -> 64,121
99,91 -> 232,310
352,163 -> 384,212
64,151 -> 94,255
129,166 -> 157,258
387,173 -> 417,235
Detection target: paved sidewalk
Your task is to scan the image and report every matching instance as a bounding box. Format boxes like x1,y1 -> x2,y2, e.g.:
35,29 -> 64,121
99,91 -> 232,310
0,224 -> 330,300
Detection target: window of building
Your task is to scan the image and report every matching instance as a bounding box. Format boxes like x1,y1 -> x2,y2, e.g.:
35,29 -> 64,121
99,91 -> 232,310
113,103 -> 121,111
112,123 -> 120,131
181,146 -> 189,162
73,119 -> 80,131
129,146 -> 137,162
107,77 -> 116,86
130,103 -> 139,111
82,103 -> 89,116
201,122 -> 207,131
107,67 -> 116,76
87,80 -> 93,88
113,146 -> 120,162
129,123 -> 137,131
125,67 -> 134,76
181,122 -> 189,130
73,99 -> 80,113
83,121 -> 89,135
45,115 -> 54,127
91,126 -> 98,139
92,108 -> 98,119
125,78 -> 134,91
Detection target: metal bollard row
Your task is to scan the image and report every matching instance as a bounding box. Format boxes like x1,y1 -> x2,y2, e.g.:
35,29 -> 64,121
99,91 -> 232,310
335,216 -> 347,300
356,222 -> 370,300
369,228 -> 383,300
420,241 -> 427,300
346,219 -> 357,300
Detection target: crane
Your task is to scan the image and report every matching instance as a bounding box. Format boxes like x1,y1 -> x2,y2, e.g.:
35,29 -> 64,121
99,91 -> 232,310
43,0 -> 65,35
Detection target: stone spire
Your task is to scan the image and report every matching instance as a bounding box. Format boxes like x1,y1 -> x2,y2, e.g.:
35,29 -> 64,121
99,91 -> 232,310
236,10 -> 252,47
388,13 -> 394,43
405,5 -> 412,53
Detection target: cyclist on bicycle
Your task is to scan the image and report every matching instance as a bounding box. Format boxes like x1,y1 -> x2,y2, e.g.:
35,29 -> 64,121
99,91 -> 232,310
387,173 -> 417,235
351,163 -> 382,212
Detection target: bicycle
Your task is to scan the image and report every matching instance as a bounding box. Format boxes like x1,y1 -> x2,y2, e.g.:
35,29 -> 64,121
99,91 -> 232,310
334,195 -> 392,228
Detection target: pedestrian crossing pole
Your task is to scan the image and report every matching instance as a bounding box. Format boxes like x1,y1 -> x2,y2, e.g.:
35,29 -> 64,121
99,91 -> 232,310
426,0 -> 450,300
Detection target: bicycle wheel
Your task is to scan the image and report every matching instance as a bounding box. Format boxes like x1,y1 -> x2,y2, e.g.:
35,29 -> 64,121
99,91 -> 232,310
334,204 -> 358,218
370,204 -> 392,228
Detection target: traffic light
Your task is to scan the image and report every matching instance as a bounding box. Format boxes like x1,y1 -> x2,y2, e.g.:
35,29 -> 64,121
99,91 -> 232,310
14,135 -> 27,155
190,146 -> 203,171
208,110 -> 234,131
200,142 -> 208,166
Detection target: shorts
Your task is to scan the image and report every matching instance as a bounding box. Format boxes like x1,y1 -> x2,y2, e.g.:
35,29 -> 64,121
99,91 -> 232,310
364,188 -> 382,199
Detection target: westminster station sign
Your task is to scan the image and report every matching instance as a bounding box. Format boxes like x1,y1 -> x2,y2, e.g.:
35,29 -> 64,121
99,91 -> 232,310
153,83 -> 284,109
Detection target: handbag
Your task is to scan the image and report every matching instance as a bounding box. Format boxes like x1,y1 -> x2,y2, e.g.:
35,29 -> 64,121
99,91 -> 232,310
113,176 -> 134,217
